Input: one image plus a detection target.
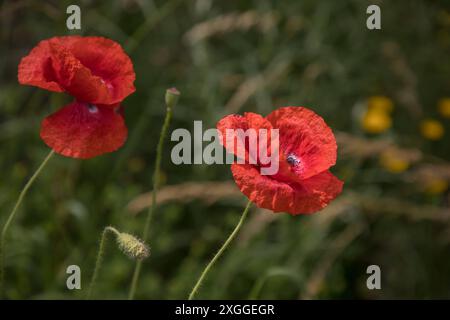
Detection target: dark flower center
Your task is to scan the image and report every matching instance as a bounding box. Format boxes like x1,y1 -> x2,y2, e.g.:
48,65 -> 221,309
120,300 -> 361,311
87,103 -> 98,113
286,153 -> 301,166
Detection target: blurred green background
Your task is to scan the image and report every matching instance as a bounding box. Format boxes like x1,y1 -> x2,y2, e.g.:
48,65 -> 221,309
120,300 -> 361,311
1,0 -> 449,299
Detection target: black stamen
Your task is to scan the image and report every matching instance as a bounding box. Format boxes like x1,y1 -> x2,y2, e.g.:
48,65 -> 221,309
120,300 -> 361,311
286,154 -> 300,166
87,103 -> 98,113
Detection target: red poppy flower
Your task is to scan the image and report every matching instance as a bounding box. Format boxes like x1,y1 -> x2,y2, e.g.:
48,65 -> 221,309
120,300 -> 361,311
217,106 -> 343,215
18,36 -> 135,158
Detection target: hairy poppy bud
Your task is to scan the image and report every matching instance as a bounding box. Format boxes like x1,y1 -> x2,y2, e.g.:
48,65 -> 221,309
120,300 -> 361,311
165,87 -> 180,110
116,232 -> 150,260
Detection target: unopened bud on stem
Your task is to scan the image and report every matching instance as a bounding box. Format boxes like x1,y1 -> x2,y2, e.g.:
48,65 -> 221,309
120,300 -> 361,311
116,232 -> 150,260
165,87 -> 180,110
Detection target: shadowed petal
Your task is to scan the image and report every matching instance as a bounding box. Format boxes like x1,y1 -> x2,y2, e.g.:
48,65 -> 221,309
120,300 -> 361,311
40,101 -> 127,159
231,163 -> 343,215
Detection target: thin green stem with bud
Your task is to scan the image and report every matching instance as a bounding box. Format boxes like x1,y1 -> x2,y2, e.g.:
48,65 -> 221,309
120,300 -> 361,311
0,149 -> 55,297
128,88 -> 180,300
188,200 -> 252,300
86,226 -> 120,299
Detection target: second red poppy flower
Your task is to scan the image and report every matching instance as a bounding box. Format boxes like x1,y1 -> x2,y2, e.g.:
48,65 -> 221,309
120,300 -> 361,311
217,106 -> 344,215
18,36 -> 136,158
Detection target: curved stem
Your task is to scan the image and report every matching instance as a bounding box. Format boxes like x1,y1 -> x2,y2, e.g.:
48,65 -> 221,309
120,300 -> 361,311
188,200 -> 252,300
0,149 -> 55,297
128,104 -> 173,300
248,270 -> 300,300
86,226 -> 120,299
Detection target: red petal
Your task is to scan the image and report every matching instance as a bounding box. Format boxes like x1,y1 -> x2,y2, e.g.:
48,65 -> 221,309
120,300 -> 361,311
231,164 -> 343,215
49,43 -> 112,104
216,113 -> 273,163
266,107 -> 337,180
18,36 -> 135,105
40,101 -> 127,159
68,37 -> 135,104
18,38 -> 69,92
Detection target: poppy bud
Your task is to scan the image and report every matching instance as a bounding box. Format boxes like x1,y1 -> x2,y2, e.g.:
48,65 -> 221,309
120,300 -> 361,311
116,232 -> 150,260
165,87 -> 180,110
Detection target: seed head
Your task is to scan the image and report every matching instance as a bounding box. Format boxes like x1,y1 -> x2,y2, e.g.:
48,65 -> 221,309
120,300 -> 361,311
116,233 -> 150,260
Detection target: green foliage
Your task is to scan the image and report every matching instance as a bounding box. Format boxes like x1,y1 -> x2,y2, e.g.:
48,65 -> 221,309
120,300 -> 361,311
0,0 -> 449,299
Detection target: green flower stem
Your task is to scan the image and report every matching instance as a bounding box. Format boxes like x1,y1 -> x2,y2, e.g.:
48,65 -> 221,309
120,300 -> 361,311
248,269 -> 300,299
86,226 -> 120,299
0,149 -> 55,297
188,200 -> 252,300
128,90 -> 177,300
128,258 -> 142,300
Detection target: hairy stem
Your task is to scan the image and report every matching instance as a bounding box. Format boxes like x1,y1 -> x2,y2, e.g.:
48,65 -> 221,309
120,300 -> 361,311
188,200 -> 252,300
128,101 -> 174,300
0,149 -> 55,297
86,226 -> 120,299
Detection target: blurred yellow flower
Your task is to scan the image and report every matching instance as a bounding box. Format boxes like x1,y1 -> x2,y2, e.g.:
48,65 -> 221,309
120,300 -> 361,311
424,178 -> 448,195
362,109 -> 392,134
368,96 -> 394,113
420,119 -> 444,140
379,150 -> 409,173
438,98 -> 450,118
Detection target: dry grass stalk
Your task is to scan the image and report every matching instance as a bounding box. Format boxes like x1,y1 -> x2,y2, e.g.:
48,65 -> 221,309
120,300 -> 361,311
408,164 -> 450,182
301,222 -> 365,299
336,131 -> 422,162
382,41 -> 423,118
184,10 -> 279,45
127,181 -> 240,214
224,60 -> 291,113
128,181 -> 449,221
